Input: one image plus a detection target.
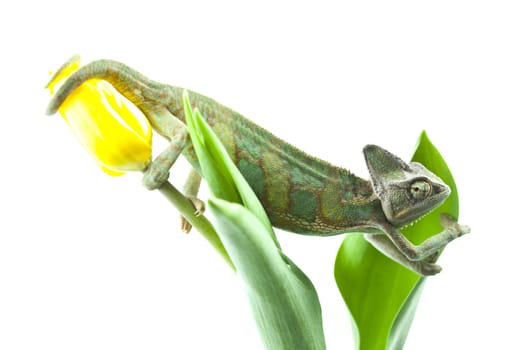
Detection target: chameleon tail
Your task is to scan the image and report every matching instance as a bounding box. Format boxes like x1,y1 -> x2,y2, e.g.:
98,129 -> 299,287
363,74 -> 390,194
46,58 -> 168,115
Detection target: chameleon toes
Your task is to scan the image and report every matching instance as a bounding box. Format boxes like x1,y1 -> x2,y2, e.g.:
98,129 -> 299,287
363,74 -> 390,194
143,165 -> 170,190
188,196 -> 205,217
439,213 -> 470,238
457,224 -> 471,237
180,216 -> 193,233
419,262 -> 442,276
179,197 -> 205,233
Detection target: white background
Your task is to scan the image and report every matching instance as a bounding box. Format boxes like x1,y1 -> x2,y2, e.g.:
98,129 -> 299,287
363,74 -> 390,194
1,1 -> 524,349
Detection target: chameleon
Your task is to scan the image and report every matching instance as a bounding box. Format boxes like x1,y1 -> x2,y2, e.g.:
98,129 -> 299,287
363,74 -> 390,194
46,58 -> 470,276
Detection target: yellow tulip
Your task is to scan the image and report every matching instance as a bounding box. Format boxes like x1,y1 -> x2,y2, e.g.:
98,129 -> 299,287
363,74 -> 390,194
47,56 -> 152,176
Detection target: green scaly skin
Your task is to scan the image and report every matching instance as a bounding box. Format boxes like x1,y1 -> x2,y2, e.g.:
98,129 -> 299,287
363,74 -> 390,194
180,90 -> 382,235
46,58 -> 470,275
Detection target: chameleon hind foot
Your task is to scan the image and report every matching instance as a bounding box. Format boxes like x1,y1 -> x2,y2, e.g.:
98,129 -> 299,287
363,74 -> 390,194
180,169 -> 203,233
180,196 -> 205,233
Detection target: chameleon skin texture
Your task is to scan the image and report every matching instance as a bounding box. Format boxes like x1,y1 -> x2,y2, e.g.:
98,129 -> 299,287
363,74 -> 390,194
169,89 -> 384,235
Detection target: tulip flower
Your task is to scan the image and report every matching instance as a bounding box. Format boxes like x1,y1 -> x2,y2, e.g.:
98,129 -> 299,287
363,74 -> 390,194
47,56 -> 152,175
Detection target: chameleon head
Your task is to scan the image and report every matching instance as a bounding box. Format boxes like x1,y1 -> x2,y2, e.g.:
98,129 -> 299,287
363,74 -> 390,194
363,145 -> 450,227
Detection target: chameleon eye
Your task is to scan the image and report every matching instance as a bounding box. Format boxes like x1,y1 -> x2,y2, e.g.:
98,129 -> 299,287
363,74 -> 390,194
410,180 -> 431,200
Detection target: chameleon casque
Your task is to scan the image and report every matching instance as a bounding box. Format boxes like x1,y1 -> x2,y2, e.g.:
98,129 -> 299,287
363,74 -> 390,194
46,59 -> 470,276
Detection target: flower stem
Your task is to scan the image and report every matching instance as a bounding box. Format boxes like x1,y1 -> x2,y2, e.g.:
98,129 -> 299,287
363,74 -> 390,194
157,181 -> 234,270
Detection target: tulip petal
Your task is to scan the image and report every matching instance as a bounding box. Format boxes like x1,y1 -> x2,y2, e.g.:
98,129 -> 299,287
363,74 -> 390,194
47,57 -> 152,175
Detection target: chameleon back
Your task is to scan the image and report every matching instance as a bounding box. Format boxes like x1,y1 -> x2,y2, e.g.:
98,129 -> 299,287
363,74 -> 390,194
175,90 -> 383,235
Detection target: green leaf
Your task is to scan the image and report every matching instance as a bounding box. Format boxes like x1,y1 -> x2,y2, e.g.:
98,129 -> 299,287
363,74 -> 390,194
334,131 -> 460,350
208,198 -> 326,350
184,91 -> 326,349
183,92 -> 240,203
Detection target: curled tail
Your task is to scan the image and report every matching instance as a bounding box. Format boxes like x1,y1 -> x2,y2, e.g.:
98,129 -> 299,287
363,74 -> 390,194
46,57 -> 169,115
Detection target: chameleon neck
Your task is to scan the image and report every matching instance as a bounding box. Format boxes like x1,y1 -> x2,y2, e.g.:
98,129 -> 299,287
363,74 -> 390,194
168,88 -> 382,234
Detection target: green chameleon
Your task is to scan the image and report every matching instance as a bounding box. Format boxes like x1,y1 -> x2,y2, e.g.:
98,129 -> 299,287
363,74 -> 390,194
46,59 -> 470,276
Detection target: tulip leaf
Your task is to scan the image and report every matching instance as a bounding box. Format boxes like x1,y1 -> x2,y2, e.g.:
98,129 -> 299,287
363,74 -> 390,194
208,198 -> 326,350
184,91 -> 326,349
334,131 -> 460,350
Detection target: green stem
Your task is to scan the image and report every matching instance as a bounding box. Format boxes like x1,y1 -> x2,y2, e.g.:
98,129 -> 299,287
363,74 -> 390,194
157,181 -> 234,270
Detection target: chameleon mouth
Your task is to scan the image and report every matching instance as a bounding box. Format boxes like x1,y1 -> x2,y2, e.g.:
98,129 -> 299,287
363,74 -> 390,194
400,207 -> 432,228
399,198 -> 447,229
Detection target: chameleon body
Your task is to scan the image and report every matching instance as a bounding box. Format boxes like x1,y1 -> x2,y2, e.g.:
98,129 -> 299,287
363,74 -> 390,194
46,58 -> 470,275
180,90 -> 380,235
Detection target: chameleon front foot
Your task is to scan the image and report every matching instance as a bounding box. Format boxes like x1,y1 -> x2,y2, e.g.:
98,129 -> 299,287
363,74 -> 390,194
383,213 -> 471,263
143,162 -> 171,190
364,233 -> 443,276
416,260 -> 442,276
439,213 -> 471,239
180,196 -> 205,233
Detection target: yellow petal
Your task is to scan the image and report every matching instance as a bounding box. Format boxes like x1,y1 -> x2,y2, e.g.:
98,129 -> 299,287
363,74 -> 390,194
48,57 -> 152,175
47,56 -> 82,95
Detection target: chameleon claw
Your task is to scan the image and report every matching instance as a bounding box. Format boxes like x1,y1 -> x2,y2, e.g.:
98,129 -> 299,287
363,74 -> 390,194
439,213 -> 471,239
180,216 -> 192,234
142,162 -> 170,190
188,196 -> 205,217
180,196 -> 205,233
418,261 -> 442,276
